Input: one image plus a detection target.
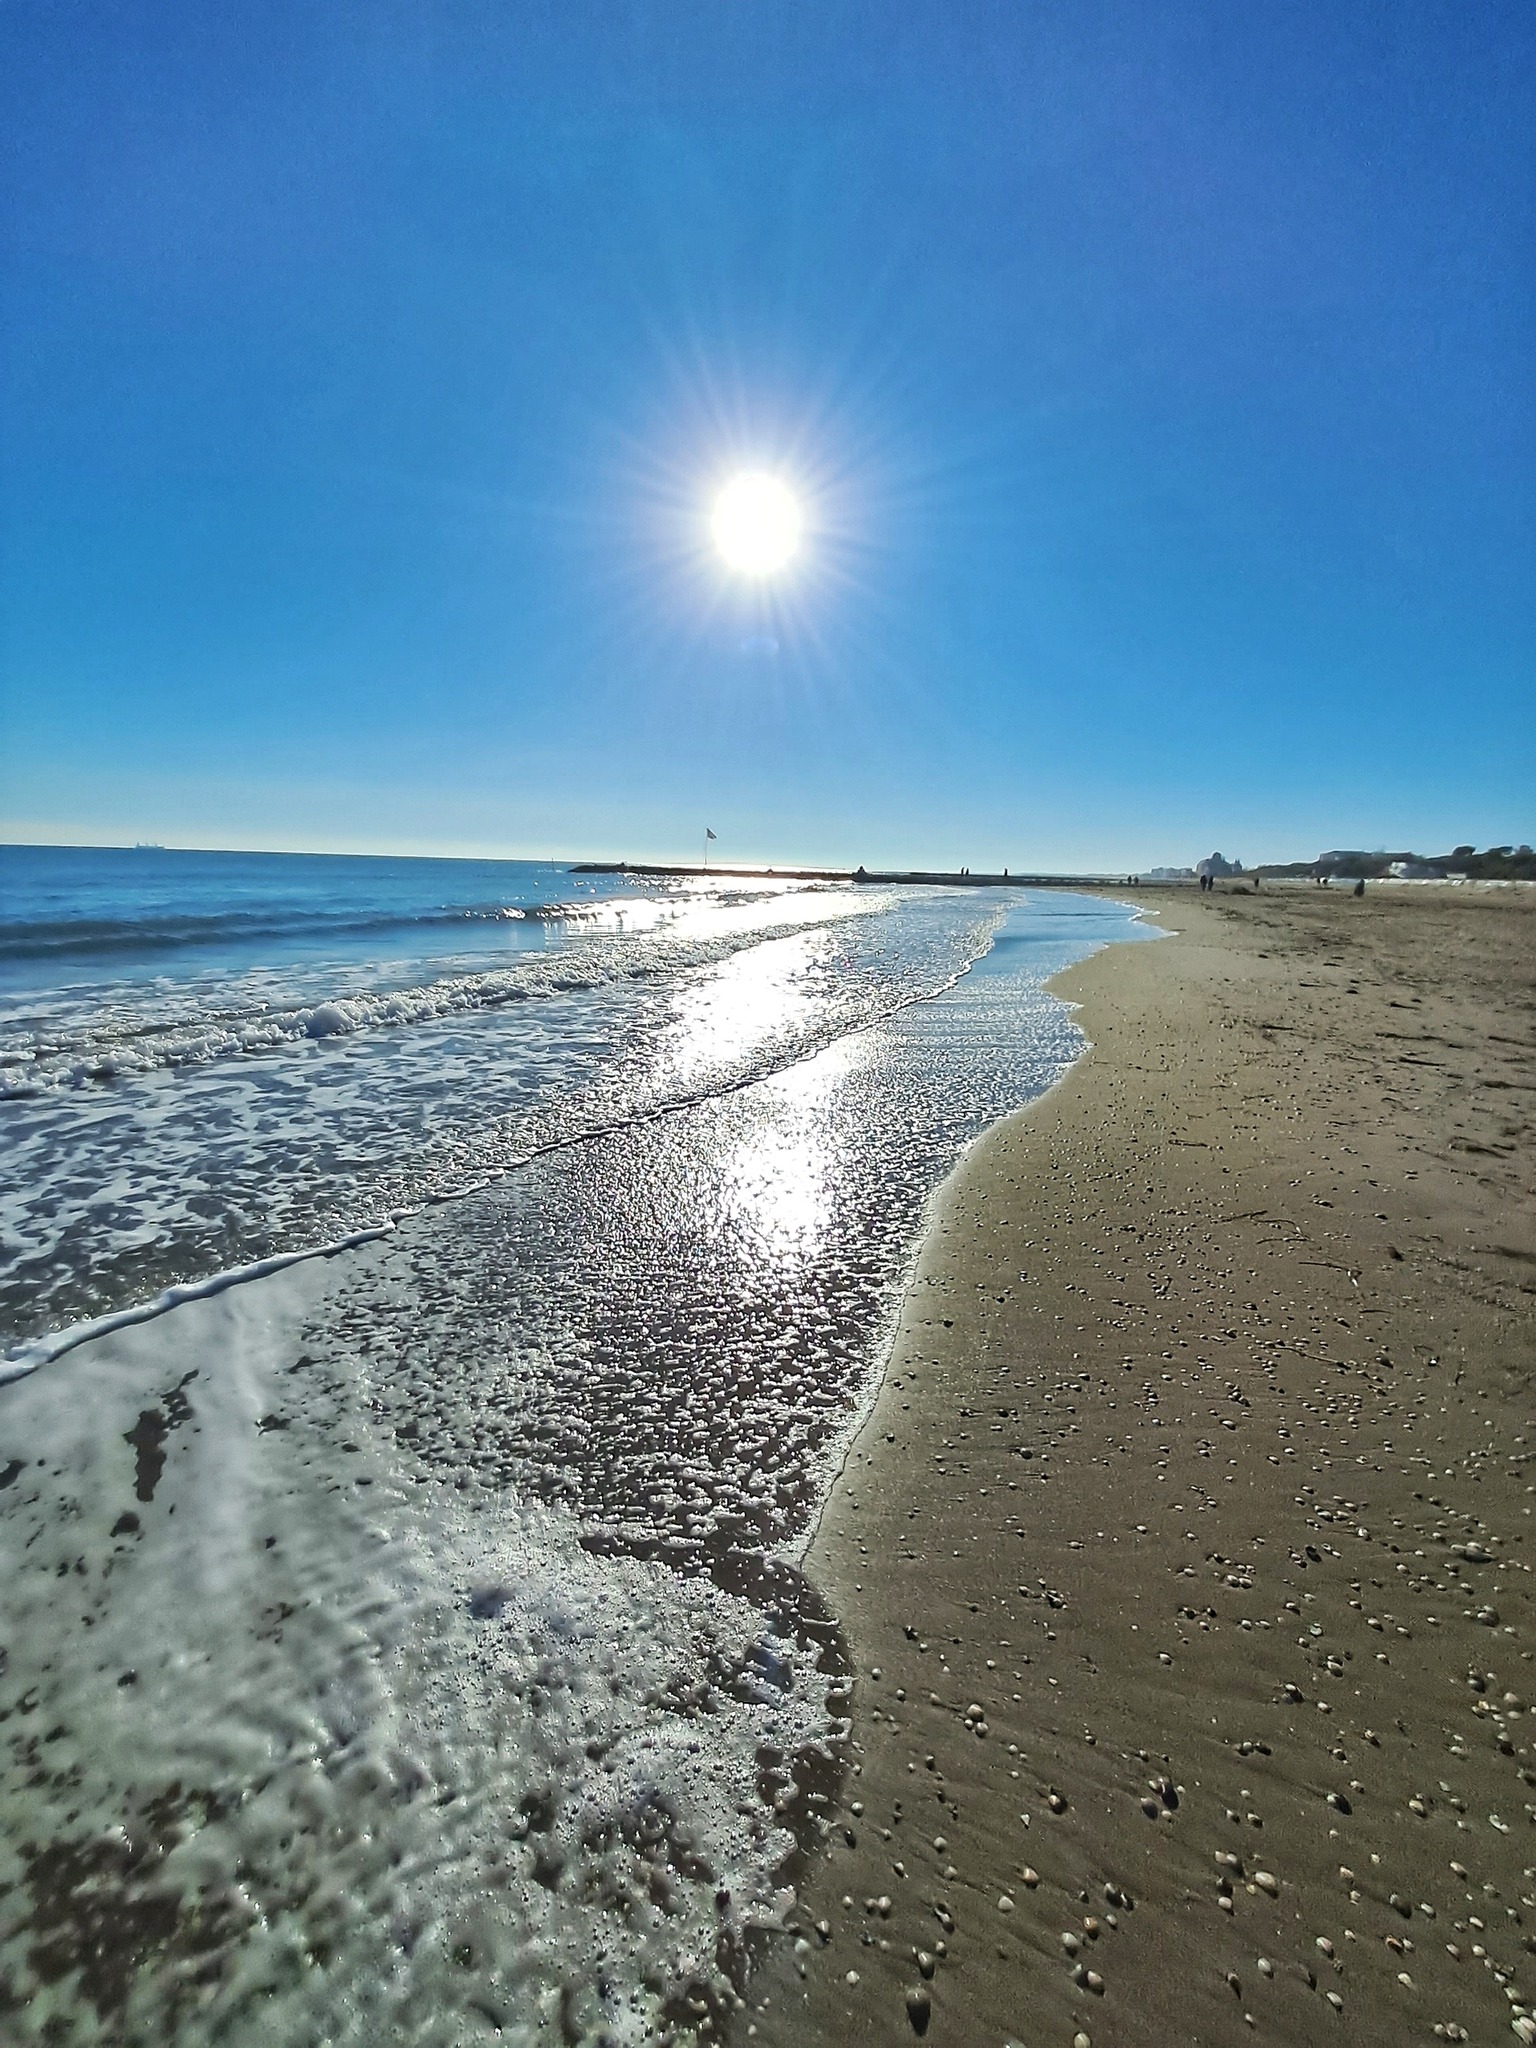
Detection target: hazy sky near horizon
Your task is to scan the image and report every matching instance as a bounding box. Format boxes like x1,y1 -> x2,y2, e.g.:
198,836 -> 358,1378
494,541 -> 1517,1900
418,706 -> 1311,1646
2,1 -> 1532,870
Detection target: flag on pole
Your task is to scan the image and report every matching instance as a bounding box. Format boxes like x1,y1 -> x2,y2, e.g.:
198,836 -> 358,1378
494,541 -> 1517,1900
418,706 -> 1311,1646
705,828 -> 717,841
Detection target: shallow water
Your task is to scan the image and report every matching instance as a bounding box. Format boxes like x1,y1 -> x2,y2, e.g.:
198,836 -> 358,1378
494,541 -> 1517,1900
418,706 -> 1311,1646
0,852 -> 1157,2042
2,853 -> 914,1348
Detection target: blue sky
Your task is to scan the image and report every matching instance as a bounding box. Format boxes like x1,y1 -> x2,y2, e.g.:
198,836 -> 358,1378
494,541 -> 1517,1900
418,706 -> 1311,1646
2,1 -> 1531,870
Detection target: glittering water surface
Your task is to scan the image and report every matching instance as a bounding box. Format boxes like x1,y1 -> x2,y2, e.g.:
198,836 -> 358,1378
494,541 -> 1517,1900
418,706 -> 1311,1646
0,854 -> 1155,2044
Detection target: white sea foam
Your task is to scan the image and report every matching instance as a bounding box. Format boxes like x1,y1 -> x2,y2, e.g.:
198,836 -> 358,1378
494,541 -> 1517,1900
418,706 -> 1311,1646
0,1223 -> 400,1382
0,888 -> 1161,2044
0,890 -> 964,1350
0,1270 -> 834,2046
0,887 -> 874,1097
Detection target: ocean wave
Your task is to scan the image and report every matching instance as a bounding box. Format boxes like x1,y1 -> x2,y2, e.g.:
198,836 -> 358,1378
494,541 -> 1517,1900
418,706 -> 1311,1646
0,888 -> 789,964
0,905 -> 869,1097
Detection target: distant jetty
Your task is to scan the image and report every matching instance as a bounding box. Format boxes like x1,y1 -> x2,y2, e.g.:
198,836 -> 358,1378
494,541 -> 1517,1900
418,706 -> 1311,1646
570,860 -> 852,882
569,861 -> 1134,888
851,868 -> 1122,888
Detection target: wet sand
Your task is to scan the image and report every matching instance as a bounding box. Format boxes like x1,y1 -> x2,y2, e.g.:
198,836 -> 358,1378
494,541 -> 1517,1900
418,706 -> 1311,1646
751,885 -> 1535,2048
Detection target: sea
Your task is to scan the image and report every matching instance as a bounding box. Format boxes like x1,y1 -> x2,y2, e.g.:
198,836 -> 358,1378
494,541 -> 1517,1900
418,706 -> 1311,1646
0,843 -> 1157,2045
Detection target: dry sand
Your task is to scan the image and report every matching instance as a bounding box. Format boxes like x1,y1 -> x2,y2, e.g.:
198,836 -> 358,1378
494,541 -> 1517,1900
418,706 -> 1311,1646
750,885 -> 1535,2048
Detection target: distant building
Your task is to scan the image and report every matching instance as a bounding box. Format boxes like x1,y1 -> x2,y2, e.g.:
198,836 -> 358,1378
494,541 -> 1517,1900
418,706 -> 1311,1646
1145,866 -> 1195,880
1386,860 -> 1445,880
1195,852 -> 1245,879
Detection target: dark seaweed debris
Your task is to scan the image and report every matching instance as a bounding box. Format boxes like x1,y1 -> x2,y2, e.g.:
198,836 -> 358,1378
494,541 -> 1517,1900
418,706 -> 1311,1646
121,1372 -> 198,1503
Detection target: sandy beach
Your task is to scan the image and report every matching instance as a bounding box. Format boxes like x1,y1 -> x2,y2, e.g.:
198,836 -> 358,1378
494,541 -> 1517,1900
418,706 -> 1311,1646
750,885 -> 1535,2048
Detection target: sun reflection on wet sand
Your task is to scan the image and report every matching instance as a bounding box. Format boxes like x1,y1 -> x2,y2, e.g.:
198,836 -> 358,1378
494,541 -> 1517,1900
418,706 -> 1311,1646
712,1037 -> 862,1270
653,930 -> 831,1092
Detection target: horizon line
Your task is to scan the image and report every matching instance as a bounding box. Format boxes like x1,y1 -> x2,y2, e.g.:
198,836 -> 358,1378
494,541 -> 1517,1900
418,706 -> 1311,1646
4,835 -> 1521,877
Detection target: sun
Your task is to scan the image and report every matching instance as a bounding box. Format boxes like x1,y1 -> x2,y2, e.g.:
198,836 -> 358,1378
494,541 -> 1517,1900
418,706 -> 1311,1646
711,473 -> 802,575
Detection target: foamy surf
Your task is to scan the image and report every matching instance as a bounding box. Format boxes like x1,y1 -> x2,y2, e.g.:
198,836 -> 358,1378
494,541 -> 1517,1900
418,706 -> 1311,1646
0,1270 -> 833,2047
0,1224 -> 400,1382
1,855 -> 1161,2042
2,894 -> 908,1347
0,886 -> 873,1097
